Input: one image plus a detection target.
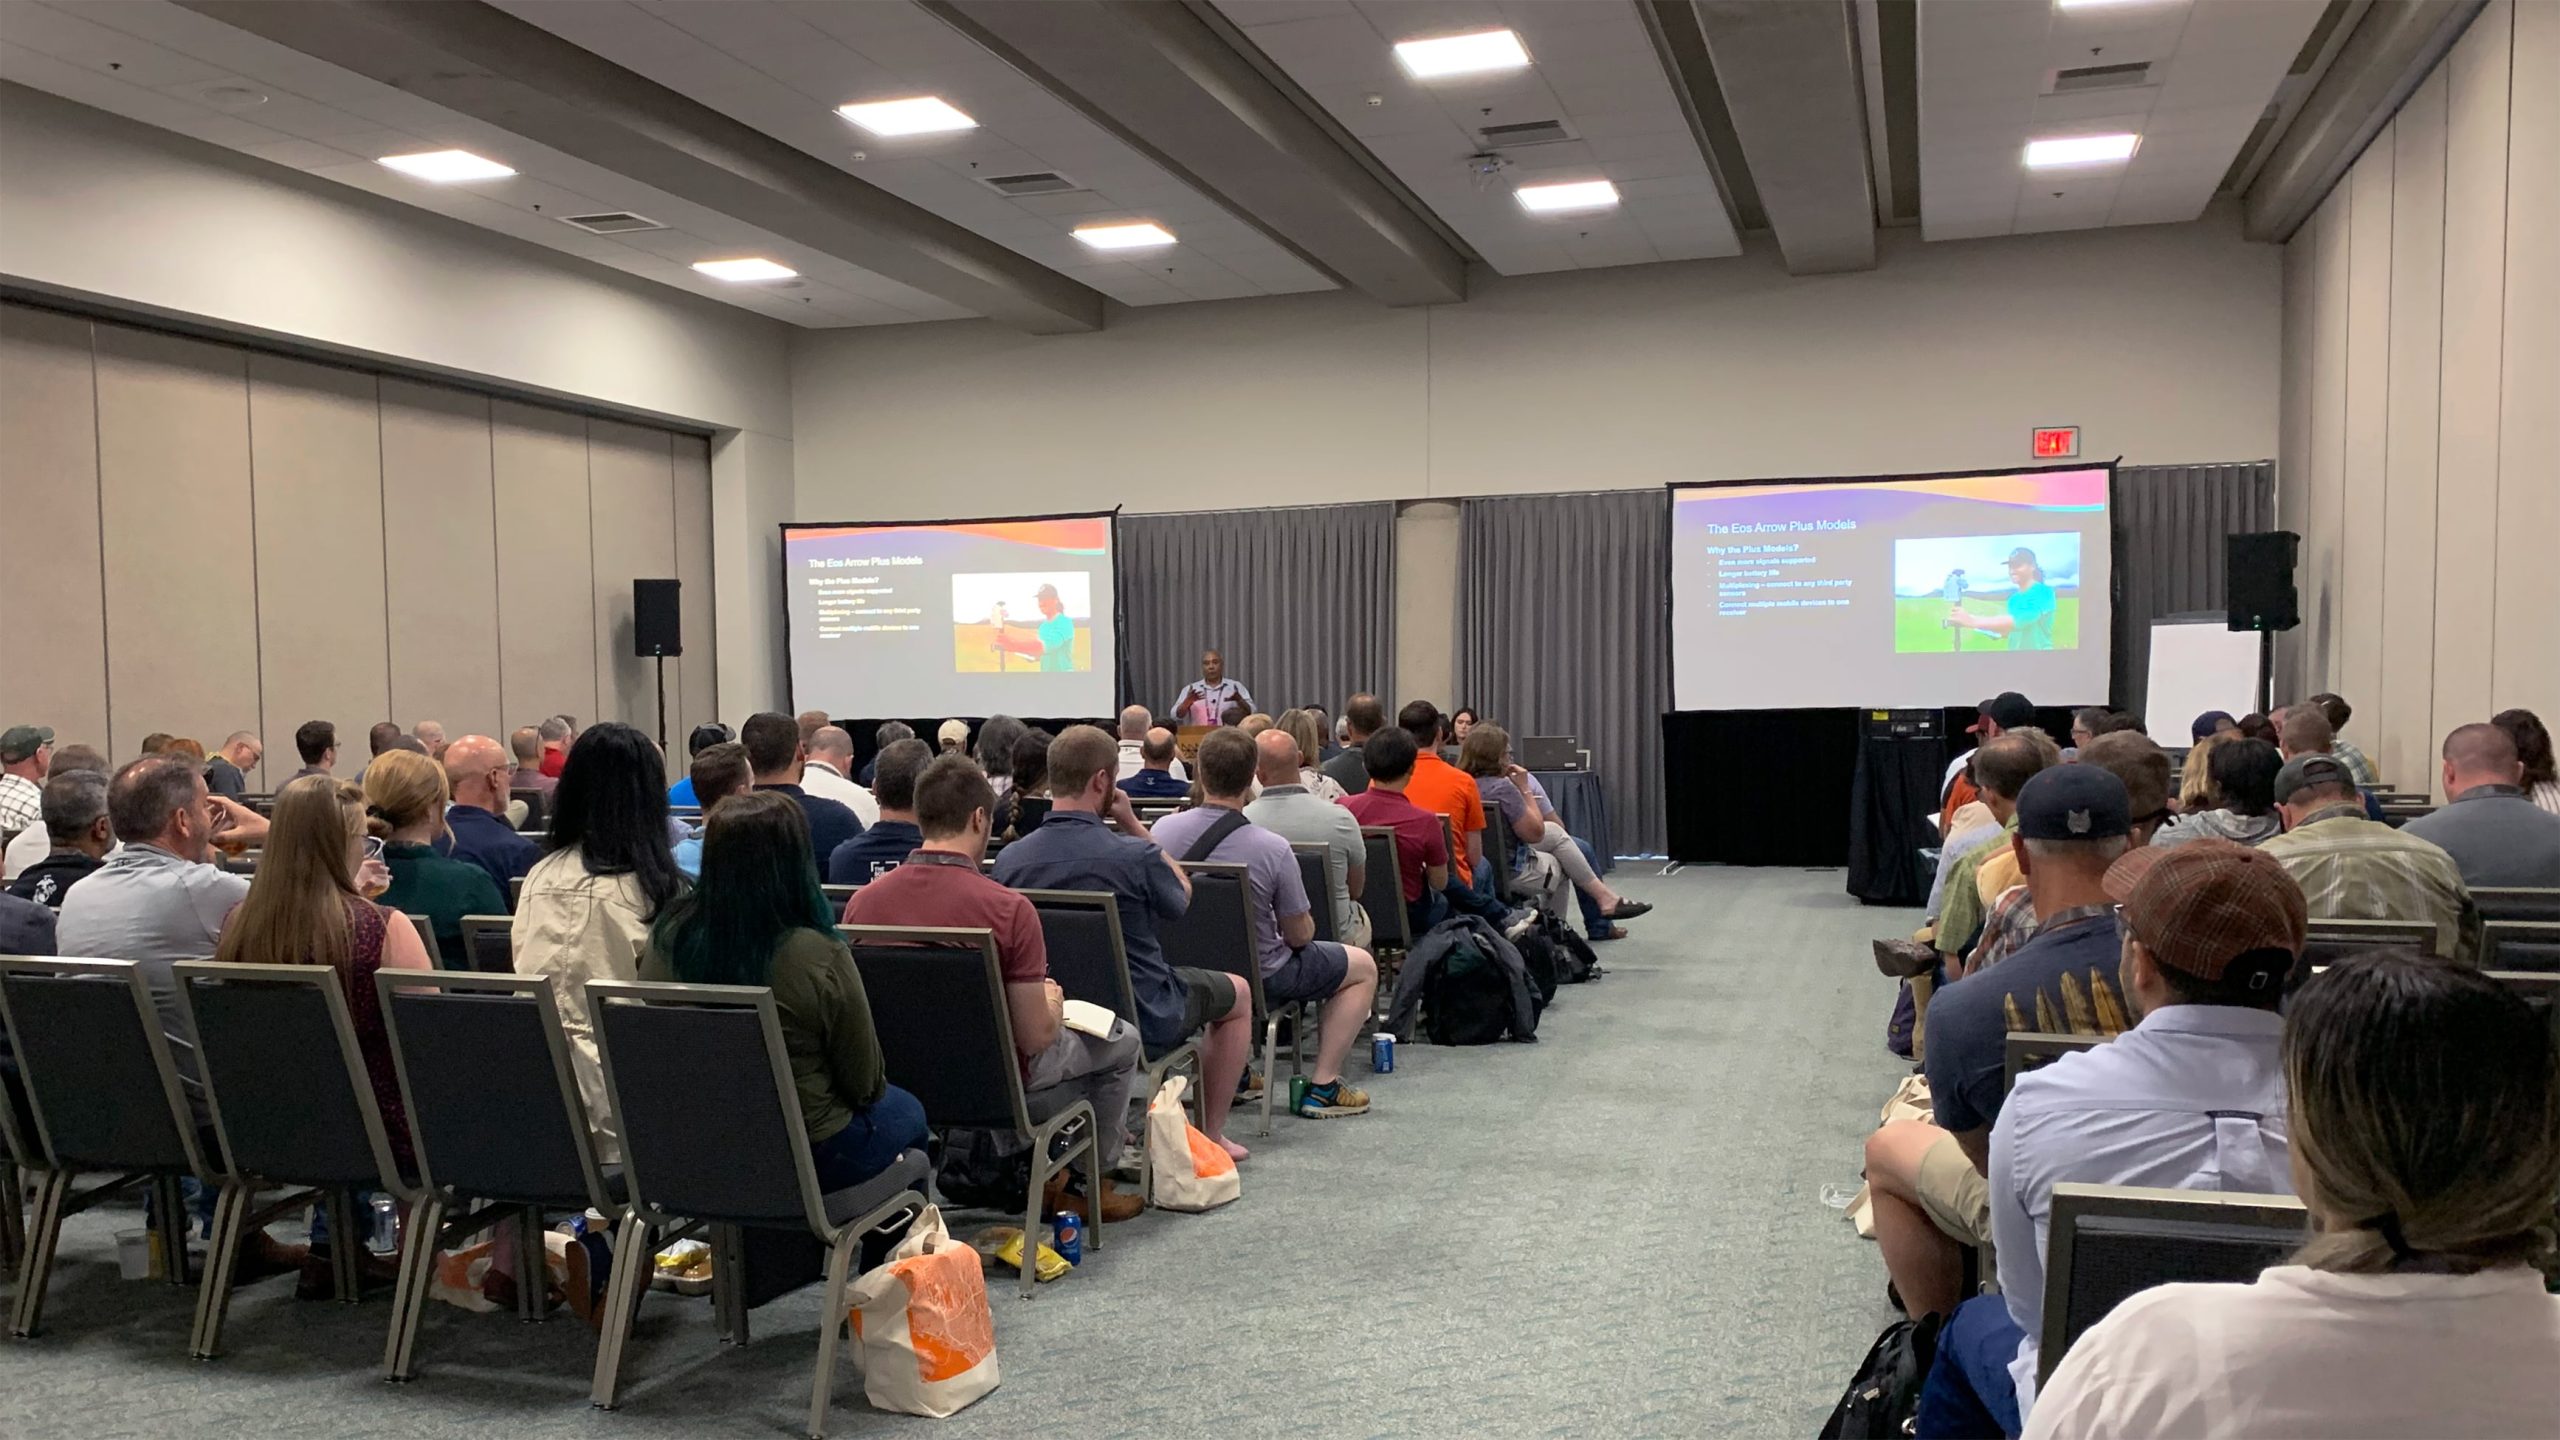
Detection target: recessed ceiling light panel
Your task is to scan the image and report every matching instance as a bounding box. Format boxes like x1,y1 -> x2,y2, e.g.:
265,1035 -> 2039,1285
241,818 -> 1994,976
692,257 -> 798,282
1073,222 -> 1178,250
377,149 -> 516,182
836,96 -> 978,136
1515,179 -> 1619,213
1393,29 -> 1531,79
2024,133 -> 2141,167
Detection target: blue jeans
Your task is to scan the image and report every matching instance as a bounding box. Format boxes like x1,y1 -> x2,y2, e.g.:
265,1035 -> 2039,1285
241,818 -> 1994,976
1568,837 -> 1609,937
1915,1293 -> 2024,1438
809,1084 -> 930,1192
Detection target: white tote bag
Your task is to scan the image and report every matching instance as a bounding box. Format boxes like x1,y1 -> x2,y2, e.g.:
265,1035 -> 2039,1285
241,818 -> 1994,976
1146,1074 -> 1240,1212
845,1205 -> 999,1417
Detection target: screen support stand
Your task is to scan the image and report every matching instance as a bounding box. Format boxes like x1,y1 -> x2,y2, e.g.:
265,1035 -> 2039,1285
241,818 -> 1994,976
653,653 -> 669,752
2254,630 -> 2273,719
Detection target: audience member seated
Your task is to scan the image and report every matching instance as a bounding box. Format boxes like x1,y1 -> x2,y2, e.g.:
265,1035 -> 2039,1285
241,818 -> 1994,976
992,730 -> 1053,840
2188,710 -> 2238,746
513,723 -> 686,1161
934,718 -> 970,756
1154,729 -> 1377,1121
2261,753 -> 2475,960
290,719 -> 338,781
1324,693 -> 1383,797
1866,765 -> 2132,1322
410,722 -> 444,761
2403,722 -> 2560,888
439,734 -> 544,895
1342,727 -> 1453,938
534,715 -> 575,780
1967,734 -> 2171,977
2157,737 -> 2285,851
859,721 -> 912,786
2491,708 -> 2560,815
201,731 -> 261,798
1941,694 -> 2036,835
1931,734 -> 2057,969
1924,770 -> 2002,928
362,750 -> 505,961
796,710 -> 830,746
992,725 -> 1253,1161
843,755 -> 1143,1218
4,744 -> 112,886
975,715 -> 1030,802
740,711 -> 862,861
2024,953 -> 2560,1439
1918,840 -> 2304,1436
641,790 -> 927,1193
1117,727 -> 1192,800
507,725 -> 555,793
358,720 -> 405,777
0,886 -> 52,956
1244,730 -> 1371,949
1275,709 -> 1347,802
7,768 -> 111,908
664,722 -> 733,806
801,725 -> 881,828
827,738 -> 930,886
0,723 -> 52,846
672,742 -> 751,878
1461,724 -> 1649,938
2235,711 -> 2275,743
1395,700 -> 1521,932
2302,691 -> 2377,787
2275,701 -> 2383,820
162,736 -> 208,765
1116,704 -> 1184,783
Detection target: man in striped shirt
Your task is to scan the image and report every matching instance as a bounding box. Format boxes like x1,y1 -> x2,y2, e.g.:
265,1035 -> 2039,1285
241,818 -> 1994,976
2260,753 -> 2476,961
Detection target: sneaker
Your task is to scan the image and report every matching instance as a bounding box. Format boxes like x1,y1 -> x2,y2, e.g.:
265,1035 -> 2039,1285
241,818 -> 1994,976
1296,1080 -> 1371,1119
1235,1069 -> 1266,1102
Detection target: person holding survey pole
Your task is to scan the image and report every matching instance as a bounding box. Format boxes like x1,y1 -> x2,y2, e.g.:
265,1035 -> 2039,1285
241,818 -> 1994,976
1948,546 -> 2059,650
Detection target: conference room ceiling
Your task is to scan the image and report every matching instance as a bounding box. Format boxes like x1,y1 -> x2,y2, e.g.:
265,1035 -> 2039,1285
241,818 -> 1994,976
0,0 -> 2380,331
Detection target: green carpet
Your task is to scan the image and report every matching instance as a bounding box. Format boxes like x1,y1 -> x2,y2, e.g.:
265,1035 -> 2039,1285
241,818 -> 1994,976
0,866 -> 1910,1437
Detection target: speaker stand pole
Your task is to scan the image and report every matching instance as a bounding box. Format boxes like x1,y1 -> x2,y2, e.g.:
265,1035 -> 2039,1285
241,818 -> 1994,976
2255,630 -> 2273,718
653,653 -> 669,752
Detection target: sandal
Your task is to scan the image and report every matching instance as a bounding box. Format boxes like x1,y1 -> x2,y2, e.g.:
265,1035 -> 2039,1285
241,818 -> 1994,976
1603,900 -> 1652,920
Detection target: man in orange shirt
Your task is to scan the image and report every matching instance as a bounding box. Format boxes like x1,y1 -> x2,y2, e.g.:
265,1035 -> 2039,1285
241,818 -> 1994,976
1396,701 -> 1526,935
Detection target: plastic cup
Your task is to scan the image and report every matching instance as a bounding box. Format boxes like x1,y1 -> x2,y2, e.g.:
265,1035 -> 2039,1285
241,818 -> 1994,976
116,1229 -> 152,1281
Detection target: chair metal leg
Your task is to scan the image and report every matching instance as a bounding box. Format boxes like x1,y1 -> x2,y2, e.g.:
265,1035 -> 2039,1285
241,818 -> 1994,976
1018,1155 -> 1046,1300
326,1189 -> 360,1303
152,1176 -> 189,1288
806,1231 -> 861,1440
1259,1016 -> 1280,1136
1,1161 -> 24,1282
516,1206 -> 546,1322
708,1222 -> 749,1346
9,1169 -> 68,1339
589,1213 -> 652,1410
381,1196 -> 444,1381
190,1182 -> 248,1359
1081,1122 -> 1107,1254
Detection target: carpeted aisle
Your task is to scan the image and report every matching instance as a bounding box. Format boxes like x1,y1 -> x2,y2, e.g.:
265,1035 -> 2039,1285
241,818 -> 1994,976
0,866 -> 1910,1438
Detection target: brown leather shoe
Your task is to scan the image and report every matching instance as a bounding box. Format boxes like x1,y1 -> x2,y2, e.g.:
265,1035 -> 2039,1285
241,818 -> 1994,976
1044,1175 -> 1143,1224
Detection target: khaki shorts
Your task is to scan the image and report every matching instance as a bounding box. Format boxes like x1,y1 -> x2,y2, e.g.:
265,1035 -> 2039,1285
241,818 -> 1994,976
1916,1132 -> 1992,1245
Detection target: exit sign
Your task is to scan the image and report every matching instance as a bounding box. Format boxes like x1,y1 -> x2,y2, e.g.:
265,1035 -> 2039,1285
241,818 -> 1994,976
2033,426 -> 2081,459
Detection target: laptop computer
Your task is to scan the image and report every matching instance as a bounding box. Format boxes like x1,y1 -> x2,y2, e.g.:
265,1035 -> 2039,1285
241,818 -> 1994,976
1521,735 -> 1582,771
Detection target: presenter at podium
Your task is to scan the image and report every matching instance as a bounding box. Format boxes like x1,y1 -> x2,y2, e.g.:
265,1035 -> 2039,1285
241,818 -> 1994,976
1171,649 -> 1254,728
1946,546 -> 2058,650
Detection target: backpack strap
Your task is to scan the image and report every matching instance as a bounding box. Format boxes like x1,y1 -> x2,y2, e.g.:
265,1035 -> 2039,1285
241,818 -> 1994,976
1179,807 -> 1253,864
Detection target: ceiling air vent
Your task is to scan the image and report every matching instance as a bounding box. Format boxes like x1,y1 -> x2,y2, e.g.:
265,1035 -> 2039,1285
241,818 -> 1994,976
560,211 -> 665,235
982,171 -> 1085,197
1478,118 -> 1574,147
2048,60 -> 2153,94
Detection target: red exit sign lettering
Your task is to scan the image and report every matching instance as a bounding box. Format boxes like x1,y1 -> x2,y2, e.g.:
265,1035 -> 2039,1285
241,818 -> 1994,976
2032,426 -> 2080,459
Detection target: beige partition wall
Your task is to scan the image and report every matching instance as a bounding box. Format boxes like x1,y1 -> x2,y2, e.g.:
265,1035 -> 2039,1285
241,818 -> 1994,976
3,302 -> 718,781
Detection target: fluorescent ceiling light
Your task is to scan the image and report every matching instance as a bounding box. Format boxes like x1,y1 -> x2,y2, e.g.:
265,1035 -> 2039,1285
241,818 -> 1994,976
1393,29 -> 1530,79
1515,179 -> 1619,213
2024,133 -> 2141,167
836,96 -> 977,136
692,257 -> 798,282
377,149 -> 515,182
1073,222 -> 1177,250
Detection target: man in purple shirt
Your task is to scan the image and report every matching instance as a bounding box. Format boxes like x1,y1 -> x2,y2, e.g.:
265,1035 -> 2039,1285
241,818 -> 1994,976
1151,728 -> 1376,1120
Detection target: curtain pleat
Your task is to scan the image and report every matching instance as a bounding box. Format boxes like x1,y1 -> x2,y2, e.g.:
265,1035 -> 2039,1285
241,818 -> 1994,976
2112,462 -> 2278,718
1455,490 -> 1668,855
1119,503 -> 1396,720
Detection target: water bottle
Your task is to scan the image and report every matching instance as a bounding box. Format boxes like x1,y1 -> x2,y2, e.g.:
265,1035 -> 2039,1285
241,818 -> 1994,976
367,1194 -> 400,1255
1051,1209 -> 1082,1266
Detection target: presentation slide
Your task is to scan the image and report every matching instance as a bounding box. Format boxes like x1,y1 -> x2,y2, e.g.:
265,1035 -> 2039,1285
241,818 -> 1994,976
783,513 -> 1118,719
1669,466 -> 2112,710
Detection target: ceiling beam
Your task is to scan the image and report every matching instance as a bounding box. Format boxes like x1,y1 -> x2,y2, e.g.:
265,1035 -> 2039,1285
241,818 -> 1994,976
2243,0 -> 2483,242
172,0 -> 1106,333
925,0 -> 1466,307
1685,0 -> 1877,274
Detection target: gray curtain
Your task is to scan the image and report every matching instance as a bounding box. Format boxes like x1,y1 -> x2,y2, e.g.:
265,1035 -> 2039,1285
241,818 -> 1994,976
1455,490 -> 1668,856
2112,461 -> 2277,719
1120,503 -> 1395,721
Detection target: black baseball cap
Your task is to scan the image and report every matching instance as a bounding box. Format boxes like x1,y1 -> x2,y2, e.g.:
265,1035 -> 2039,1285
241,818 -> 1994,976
1968,692 -> 2035,735
2273,753 -> 2355,803
2014,764 -> 2131,841
2190,710 -> 2237,741
686,722 -> 733,757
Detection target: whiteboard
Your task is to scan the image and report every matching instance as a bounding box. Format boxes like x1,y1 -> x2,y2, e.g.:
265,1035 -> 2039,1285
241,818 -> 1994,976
2145,621 -> 2262,738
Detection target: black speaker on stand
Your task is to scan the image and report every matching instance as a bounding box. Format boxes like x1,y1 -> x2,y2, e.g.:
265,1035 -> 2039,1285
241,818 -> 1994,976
633,579 -> 681,750
1847,708 -> 1948,906
2224,533 -> 2298,716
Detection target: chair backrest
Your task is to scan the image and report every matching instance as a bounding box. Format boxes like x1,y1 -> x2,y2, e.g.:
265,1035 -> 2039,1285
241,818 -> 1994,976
1359,827 -> 1411,950
174,962 -> 399,1190
510,787 -> 548,831
2483,920 -> 2560,974
1481,818 -> 1514,897
589,980 -> 823,1229
458,914 -> 515,974
380,972 -> 606,1211
2301,917 -> 2436,968
402,912 -> 442,967
821,883 -> 856,909
1292,844 -> 1338,943
508,876 -> 526,908
1020,891 -> 1137,1022
1010,796 -> 1052,835
0,958 -> 205,1177
2487,969 -> 2560,1045
2474,887 -> 2560,924
1163,862 -> 1265,1014
2004,1031 -> 2110,1093
1438,814 -> 1458,875
2039,1183 -> 2307,1384
838,926 -> 1028,1134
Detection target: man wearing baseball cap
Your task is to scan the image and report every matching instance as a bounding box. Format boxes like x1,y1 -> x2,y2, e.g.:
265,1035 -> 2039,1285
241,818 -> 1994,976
1867,764 -> 2134,1324
1940,692 -> 2037,833
1916,839 -> 2304,1435
2262,751 -> 2476,962
0,724 -> 53,844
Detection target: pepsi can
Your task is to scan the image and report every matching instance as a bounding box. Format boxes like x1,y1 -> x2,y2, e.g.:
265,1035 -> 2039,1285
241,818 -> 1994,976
1372,1032 -> 1396,1074
1051,1210 -> 1082,1266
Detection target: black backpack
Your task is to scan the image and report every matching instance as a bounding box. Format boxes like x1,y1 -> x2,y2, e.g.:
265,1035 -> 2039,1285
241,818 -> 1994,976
1512,927 -> 1562,1007
1533,910 -> 1601,984
1421,932 -> 1519,1045
1817,1313 -> 1943,1440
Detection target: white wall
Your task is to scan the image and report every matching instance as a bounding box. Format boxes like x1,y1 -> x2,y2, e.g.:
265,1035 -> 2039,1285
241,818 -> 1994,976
2277,0 -> 2558,794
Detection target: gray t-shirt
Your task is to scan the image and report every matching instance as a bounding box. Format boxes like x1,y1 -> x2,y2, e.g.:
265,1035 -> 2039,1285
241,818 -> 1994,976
2403,787 -> 2560,889
1245,785 -> 1364,941
1149,806 -> 1308,978
54,842 -> 251,1108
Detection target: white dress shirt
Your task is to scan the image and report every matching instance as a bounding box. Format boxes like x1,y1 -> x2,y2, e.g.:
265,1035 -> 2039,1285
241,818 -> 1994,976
1992,1003 -> 2292,1416
2024,1264 -> 2560,1440
798,760 -> 879,828
1114,739 -> 1185,783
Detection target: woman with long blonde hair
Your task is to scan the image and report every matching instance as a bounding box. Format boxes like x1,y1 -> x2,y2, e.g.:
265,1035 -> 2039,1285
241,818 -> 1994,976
1276,708 -> 1347,802
363,749 -> 505,962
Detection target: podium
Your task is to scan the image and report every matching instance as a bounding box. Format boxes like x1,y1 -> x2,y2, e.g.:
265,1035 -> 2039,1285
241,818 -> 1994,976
1175,724 -> 1214,767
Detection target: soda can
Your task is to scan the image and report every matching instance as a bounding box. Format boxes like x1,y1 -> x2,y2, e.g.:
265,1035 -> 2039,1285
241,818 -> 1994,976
1288,1075 -> 1310,1112
1052,1209 -> 1082,1266
367,1194 -> 400,1255
1372,1032 -> 1396,1074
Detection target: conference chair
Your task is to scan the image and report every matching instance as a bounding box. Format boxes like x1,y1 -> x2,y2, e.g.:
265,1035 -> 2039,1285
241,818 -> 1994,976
2487,969 -> 2560,1044
1358,826 -> 1411,956
401,912 -> 442,968
0,957 -> 209,1339
2298,917 -> 2437,973
585,979 -> 929,1435
1480,822 -> 1524,908
458,915 -> 515,974
509,876 -> 525,908
2474,887 -> 2560,924
1161,862 -> 1286,1136
1020,889 -> 1200,1197
2037,1183 -> 2307,1386
1291,843 -> 1339,944
173,962 -> 411,1359
375,971 -> 624,1381
821,883 -> 856,911
837,925 -> 1102,1299
2003,1031 -> 2110,1093
2483,920 -> 2560,974
510,788 -> 548,832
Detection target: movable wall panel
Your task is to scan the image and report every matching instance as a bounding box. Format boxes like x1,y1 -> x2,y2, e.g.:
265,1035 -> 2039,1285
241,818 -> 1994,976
2491,0 -> 2559,725
248,354 -> 389,793
585,418 -> 678,752
2378,72 -> 2447,794
0,306 -> 108,750
672,433 -> 721,749
2336,145 -> 2392,720
382,378 -> 503,754
491,399 -> 600,740
93,325 -> 260,765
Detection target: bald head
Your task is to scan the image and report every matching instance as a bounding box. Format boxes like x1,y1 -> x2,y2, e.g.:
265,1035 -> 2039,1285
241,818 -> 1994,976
809,725 -> 855,767
2442,722 -> 2522,797
1254,728 -> 1303,788
510,726 -> 543,765
413,720 -> 446,757
1140,726 -> 1177,769
1118,704 -> 1151,740
443,734 -> 510,813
